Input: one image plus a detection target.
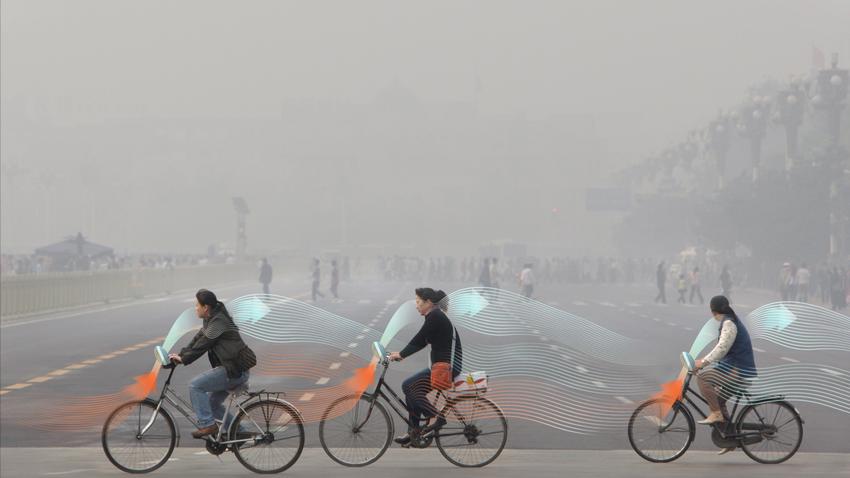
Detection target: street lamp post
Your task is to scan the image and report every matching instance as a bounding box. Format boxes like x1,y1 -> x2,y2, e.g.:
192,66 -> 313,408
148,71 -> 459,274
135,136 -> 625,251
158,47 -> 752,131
774,81 -> 805,172
737,97 -> 771,182
813,54 -> 849,260
708,114 -> 731,189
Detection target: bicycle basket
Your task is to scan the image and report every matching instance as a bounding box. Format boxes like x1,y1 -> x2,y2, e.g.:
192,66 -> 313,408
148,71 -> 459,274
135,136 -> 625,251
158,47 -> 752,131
451,371 -> 488,394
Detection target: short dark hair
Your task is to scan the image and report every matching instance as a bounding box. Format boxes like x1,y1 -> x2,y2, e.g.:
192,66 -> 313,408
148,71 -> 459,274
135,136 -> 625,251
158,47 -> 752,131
415,287 -> 448,309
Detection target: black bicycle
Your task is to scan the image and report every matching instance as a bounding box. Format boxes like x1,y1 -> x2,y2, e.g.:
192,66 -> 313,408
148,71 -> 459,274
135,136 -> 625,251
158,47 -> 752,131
102,346 -> 305,474
628,352 -> 803,464
318,341 -> 507,467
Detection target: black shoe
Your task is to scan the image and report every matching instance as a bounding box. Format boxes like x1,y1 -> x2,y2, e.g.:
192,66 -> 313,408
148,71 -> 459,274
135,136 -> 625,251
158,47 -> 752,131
421,417 -> 446,437
395,428 -> 422,447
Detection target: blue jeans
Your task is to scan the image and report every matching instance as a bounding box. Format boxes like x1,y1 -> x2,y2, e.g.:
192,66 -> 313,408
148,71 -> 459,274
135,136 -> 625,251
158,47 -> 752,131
188,366 -> 249,428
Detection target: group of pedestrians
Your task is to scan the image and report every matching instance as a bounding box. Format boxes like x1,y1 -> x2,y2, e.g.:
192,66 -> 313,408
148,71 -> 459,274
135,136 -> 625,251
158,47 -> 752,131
778,262 -> 847,310
656,261 -> 723,305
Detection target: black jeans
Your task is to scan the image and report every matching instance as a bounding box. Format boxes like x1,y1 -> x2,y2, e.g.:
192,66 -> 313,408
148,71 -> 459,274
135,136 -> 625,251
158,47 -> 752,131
402,368 -> 436,430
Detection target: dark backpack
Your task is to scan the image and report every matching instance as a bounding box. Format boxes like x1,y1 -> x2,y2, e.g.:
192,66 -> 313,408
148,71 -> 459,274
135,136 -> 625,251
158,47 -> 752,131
237,346 -> 257,370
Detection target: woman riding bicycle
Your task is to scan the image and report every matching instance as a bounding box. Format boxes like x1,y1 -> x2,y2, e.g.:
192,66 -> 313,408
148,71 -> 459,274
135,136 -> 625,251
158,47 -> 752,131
168,289 -> 257,438
387,288 -> 462,447
694,295 -> 757,451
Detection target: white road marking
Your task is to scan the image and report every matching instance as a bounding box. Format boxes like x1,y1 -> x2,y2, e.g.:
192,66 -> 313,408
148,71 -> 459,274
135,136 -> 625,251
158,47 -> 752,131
348,343 -> 358,348
667,322 -> 677,327
561,354 -> 571,361
752,347 -> 766,353
355,335 -> 365,340
626,302 -> 641,307
339,352 -> 350,358
592,380 -> 606,388
684,327 -> 694,331
653,318 -> 661,322
780,357 -> 800,363
615,396 -> 634,404
45,469 -> 98,475
329,363 -> 341,370
299,393 -> 315,401
358,299 -> 371,304
573,301 -> 587,306
5,383 -> 31,390
315,377 -> 330,385
576,366 -> 588,374
362,328 -> 370,332
821,368 -> 845,377
599,302 -> 616,307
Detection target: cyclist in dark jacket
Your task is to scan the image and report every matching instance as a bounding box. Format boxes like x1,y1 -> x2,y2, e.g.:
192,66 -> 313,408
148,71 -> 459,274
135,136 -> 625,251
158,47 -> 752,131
387,288 -> 462,447
169,289 -> 255,438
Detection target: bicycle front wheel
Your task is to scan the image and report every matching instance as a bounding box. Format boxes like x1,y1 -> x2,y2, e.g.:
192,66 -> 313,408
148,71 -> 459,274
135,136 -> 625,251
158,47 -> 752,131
628,398 -> 694,463
232,399 -> 305,474
737,401 -> 803,464
436,395 -> 507,467
102,399 -> 176,474
319,394 -> 392,467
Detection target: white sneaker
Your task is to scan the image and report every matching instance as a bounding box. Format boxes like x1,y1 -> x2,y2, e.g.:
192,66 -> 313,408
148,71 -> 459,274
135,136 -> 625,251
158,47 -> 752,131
717,447 -> 735,455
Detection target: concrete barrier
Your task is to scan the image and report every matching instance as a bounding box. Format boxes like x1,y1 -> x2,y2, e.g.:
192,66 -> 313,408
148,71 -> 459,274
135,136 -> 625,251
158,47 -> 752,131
0,263 -> 255,318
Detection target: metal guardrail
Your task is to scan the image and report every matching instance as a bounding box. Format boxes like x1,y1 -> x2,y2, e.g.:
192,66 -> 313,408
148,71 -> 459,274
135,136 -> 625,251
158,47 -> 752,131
0,264 -> 255,318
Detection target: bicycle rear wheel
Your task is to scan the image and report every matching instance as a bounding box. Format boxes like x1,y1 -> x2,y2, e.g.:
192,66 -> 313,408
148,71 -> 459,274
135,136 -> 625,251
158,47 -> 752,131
319,394 -> 392,467
232,399 -> 305,474
435,395 -> 507,467
628,398 -> 694,463
737,401 -> 803,464
102,399 -> 176,473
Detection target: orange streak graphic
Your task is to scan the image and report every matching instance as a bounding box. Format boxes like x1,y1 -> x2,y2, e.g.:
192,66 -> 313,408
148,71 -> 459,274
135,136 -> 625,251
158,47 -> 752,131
649,378 -> 684,417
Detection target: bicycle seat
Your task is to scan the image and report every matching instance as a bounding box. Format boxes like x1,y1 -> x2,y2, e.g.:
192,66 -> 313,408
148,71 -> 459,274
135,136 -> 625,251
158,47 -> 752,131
228,383 -> 250,396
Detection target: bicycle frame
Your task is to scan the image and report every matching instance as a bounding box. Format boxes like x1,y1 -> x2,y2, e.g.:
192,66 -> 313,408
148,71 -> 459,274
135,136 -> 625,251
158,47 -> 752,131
356,360 -> 477,441
677,372 -> 776,441
142,366 -> 284,447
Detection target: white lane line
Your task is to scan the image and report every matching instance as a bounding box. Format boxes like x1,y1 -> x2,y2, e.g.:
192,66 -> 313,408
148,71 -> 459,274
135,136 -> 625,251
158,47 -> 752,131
45,469 -> 98,475
780,357 -> 800,363
576,366 -> 588,374
531,329 -> 540,334
592,380 -> 606,388
821,368 -> 845,377
653,318 -> 661,322
194,451 -> 208,455
348,343 -> 358,348
615,396 -> 634,404
539,336 -> 549,342
573,301 -> 588,306
355,335 -> 365,340
667,322 -> 677,327
299,393 -> 315,401
599,302 -> 616,307
362,328 -> 370,333
684,327 -> 694,331
329,363 -> 341,370
752,347 -> 766,353
315,377 -> 330,385
626,302 -> 641,307
561,354 -> 572,361
549,345 -> 559,351
5,383 -> 31,390
358,299 -> 371,304
339,352 -> 350,358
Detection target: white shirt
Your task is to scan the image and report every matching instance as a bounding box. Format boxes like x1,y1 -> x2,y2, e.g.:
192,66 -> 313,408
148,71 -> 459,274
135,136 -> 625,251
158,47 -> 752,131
520,268 -> 535,286
704,320 -> 738,365
796,268 -> 811,285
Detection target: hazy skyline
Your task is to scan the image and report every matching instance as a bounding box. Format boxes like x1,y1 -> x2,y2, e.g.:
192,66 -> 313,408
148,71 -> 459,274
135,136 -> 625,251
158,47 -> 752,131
2,0 -> 849,255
